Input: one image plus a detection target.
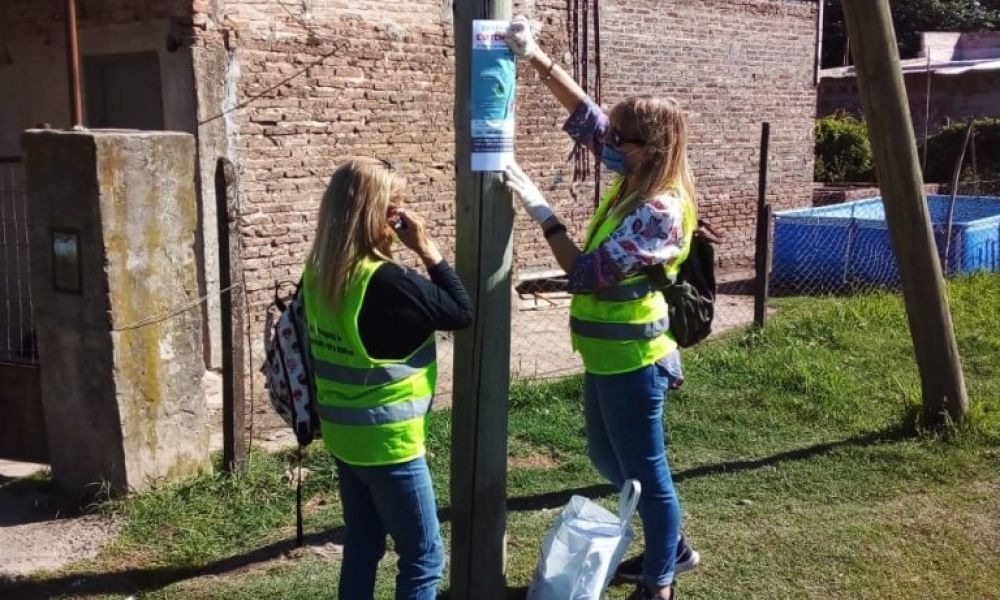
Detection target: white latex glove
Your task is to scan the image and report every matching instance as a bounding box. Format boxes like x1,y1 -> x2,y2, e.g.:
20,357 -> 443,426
505,15 -> 538,60
504,163 -> 553,224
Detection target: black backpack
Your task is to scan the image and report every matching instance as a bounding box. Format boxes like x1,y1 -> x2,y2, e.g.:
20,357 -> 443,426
644,220 -> 720,348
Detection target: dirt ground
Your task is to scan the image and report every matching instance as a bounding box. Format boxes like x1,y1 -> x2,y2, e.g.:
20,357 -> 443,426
435,281 -> 757,408
0,460 -> 121,579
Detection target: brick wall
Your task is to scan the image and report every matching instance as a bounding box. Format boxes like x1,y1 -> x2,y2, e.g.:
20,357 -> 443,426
1,0 -> 819,420
599,0 -> 819,268
216,0 -> 819,334
218,0 -> 457,304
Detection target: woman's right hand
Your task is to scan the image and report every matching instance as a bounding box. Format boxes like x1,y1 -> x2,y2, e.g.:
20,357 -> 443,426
391,209 -> 443,266
503,163 -> 554,224
505,15 -> 538,60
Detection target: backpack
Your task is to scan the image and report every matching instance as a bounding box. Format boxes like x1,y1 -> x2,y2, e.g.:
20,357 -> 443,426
263,280 -> 320,447
645,219 -> 720,348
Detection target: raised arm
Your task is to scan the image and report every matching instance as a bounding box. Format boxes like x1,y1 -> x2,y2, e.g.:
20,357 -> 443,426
506,15 -> 587,114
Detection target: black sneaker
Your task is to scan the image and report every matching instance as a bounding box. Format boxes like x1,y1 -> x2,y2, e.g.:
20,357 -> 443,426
616,534 -> 701,584
626,581 -> 677,600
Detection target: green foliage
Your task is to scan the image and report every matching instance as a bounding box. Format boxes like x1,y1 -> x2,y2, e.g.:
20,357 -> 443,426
101,448 -> 341,567
814,113 -> 875,183
923,117 -> 1000,184
823,0 -> 1000,68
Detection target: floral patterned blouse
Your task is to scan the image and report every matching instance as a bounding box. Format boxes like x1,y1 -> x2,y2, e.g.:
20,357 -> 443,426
563,99 -> 687,294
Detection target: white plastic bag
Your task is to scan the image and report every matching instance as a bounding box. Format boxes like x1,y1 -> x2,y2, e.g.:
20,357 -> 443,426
527,480 -> 642,600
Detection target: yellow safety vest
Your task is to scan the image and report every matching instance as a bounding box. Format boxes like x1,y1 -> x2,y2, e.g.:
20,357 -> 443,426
569,177 -> 696,375
302,257 -> 436,466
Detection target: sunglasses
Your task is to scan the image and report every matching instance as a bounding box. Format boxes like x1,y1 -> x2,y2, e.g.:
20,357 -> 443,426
378,157 -> 396,172
607,127 -> 645,148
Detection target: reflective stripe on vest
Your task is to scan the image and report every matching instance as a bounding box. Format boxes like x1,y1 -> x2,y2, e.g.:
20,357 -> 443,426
570,316 -> 670,341
316,395 -> 433,426
593,277 -> 655,302
313,341 -> 436,386
569,177 -> 695,375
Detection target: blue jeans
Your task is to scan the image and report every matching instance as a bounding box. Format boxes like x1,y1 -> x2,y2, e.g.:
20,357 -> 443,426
336,456 -> 444,600
584,362 -> 681,589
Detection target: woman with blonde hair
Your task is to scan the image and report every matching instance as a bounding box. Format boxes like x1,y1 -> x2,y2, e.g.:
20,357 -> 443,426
504,17 -> 700,600
302,157 -> 472,599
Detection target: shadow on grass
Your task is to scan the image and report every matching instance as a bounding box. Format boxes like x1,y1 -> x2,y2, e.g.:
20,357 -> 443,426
0,422 -> 914,599
507,421 -> 915,513
438,586 -> 529,599
0,529 -> 345,600
0,475 -> 90,527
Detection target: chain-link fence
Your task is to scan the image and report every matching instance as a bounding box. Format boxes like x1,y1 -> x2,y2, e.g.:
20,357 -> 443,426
456,256 -> 757,391
486,186 -> 1000,395
954,178 -> 1000,197
507,268 -> 759,377
493,113 -> 1000,391
771,191 -> 1000,298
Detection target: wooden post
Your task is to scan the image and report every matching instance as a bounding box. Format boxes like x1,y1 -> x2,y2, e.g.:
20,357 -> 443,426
754,123 -> 771,327
922,54 -> 932,171
840,0 -> 968,426
450,1 -> 514,597
63,0 -> 83,127
815,0 -> 825,85
944,118 -> 975,269
216,159 -> 247,473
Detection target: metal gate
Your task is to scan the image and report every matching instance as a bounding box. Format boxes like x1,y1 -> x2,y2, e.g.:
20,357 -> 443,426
1,158 -> 36,363
0,157 -> 47,462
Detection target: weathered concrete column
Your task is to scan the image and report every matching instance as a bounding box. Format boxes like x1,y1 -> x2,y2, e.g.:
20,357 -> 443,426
22,129 -> 210,497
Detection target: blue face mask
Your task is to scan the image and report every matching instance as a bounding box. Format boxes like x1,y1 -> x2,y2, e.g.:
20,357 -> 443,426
601,144 -> 629,175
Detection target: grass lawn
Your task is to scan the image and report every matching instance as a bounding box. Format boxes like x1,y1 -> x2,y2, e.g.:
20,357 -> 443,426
5,273 -> 999,599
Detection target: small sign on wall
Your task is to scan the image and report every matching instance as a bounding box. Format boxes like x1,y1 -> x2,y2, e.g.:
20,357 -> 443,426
51,228 -> 82,294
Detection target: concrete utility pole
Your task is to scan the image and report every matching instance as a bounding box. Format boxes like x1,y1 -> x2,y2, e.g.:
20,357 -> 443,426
840,0 -> 968,426
450,0 -> 514,597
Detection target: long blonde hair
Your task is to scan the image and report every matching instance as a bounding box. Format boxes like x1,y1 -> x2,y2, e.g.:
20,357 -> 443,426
307,157 -> 405,309
608,95 -> 697,218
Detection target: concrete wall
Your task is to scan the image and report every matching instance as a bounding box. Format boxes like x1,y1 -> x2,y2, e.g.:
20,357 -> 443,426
0,0 -> 227,370
818,70 -> 1000,143
0,15 -> 197,156
23,129 -> 209,496
921,31 -> 1000,61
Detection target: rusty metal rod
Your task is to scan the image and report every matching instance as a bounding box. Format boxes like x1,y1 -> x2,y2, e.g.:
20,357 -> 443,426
64,0 -> 83,127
